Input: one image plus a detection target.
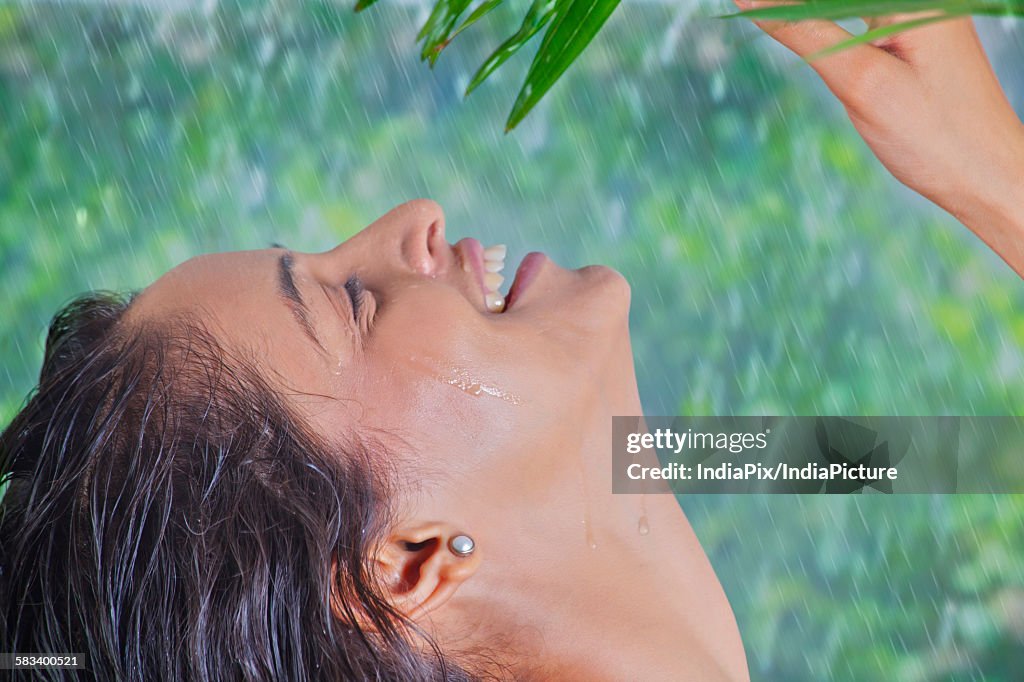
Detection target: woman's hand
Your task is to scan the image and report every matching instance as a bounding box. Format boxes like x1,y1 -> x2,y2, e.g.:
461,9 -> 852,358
739,4 -> 1024,276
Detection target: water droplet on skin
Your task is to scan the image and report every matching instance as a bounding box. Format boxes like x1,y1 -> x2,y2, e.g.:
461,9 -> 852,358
639,492 -> 650,535
438,365 -> 523,404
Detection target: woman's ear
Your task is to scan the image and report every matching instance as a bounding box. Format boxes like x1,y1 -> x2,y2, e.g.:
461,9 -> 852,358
373,521 -> 482,621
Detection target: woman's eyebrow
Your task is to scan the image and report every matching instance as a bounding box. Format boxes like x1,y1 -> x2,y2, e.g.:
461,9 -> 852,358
276,251 -> 325,352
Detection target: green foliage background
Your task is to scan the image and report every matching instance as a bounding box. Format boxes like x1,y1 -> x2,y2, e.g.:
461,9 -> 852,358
1,2 -> 1022,679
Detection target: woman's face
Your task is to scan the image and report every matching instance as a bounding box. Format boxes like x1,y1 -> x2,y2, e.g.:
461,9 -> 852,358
130,199 -> 639,520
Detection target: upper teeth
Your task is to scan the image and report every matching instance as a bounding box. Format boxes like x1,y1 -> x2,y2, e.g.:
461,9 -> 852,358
483,244 -> 506,312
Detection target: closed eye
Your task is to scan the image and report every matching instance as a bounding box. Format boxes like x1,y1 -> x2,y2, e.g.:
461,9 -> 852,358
344,275 -> 365,322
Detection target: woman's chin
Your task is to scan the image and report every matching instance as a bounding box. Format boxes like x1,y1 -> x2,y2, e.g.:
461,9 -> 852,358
577,263 -> 631,310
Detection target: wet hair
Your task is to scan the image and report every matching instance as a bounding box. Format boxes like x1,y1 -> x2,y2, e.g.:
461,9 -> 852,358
0,292 -> 475,680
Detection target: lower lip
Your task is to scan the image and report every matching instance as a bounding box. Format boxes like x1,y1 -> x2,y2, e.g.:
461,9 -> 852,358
504,252 -> 546,312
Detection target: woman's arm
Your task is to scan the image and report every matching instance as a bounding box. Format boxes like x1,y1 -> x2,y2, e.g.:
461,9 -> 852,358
740,6 -> 1024,276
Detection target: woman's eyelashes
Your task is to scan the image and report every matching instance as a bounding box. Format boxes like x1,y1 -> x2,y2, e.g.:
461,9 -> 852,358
344,275 -> 366,323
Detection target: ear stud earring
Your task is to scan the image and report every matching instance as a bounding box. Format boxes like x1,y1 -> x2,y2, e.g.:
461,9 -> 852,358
448,534 -> 476,557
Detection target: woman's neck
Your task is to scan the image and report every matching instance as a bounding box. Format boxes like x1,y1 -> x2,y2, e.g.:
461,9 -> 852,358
431,450 -> 750,681
415,356 -> 748,679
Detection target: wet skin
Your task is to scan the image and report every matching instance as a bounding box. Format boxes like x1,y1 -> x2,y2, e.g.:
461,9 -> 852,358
128,198 -> 750,680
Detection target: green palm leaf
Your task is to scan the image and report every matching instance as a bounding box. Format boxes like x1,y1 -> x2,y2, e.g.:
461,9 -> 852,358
728,0 -> 1021,22
418,0 -> 474,65
450,0 -> 506,42
505,0 -> 622,131
464,0 -> 559,97
727,0 -> 1023,62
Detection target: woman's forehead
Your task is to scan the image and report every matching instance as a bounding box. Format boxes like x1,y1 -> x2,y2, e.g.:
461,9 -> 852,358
128,249 -> 335,388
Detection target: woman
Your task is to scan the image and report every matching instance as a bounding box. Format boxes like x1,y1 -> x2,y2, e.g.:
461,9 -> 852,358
1,13 -> 1021,682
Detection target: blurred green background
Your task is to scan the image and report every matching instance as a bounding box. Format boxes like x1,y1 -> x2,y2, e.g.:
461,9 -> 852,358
1,1 -> 1022,679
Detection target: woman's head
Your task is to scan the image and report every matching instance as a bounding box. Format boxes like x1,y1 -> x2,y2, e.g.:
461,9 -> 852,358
127,199 -> 635,467
124,199 -> 641,564
0,199 -> 639,678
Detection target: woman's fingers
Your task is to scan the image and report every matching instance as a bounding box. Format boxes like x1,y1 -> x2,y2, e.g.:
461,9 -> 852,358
736,1 -> 892,103
737,1 -> 1024,277
862,12 -> 977,64
862,14 -> 920,60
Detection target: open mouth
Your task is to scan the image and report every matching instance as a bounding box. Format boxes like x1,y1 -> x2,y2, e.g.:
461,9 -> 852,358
456,239 -> 547,314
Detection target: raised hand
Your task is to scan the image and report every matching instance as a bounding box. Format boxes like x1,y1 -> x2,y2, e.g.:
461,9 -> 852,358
739,4 -> 1024,276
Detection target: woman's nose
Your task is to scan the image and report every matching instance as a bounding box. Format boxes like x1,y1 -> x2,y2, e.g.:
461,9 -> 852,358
395,199 -> 449,276
318,198 -> 449,277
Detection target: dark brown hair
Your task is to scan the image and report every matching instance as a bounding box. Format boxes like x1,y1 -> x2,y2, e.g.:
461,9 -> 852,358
0,292 -> 474,680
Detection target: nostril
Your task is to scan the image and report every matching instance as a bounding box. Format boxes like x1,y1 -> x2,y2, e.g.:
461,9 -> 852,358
407,220 -> 443,276
425,219 -> 451,273
427,221 -> 439,259
399,199 -> 447,275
